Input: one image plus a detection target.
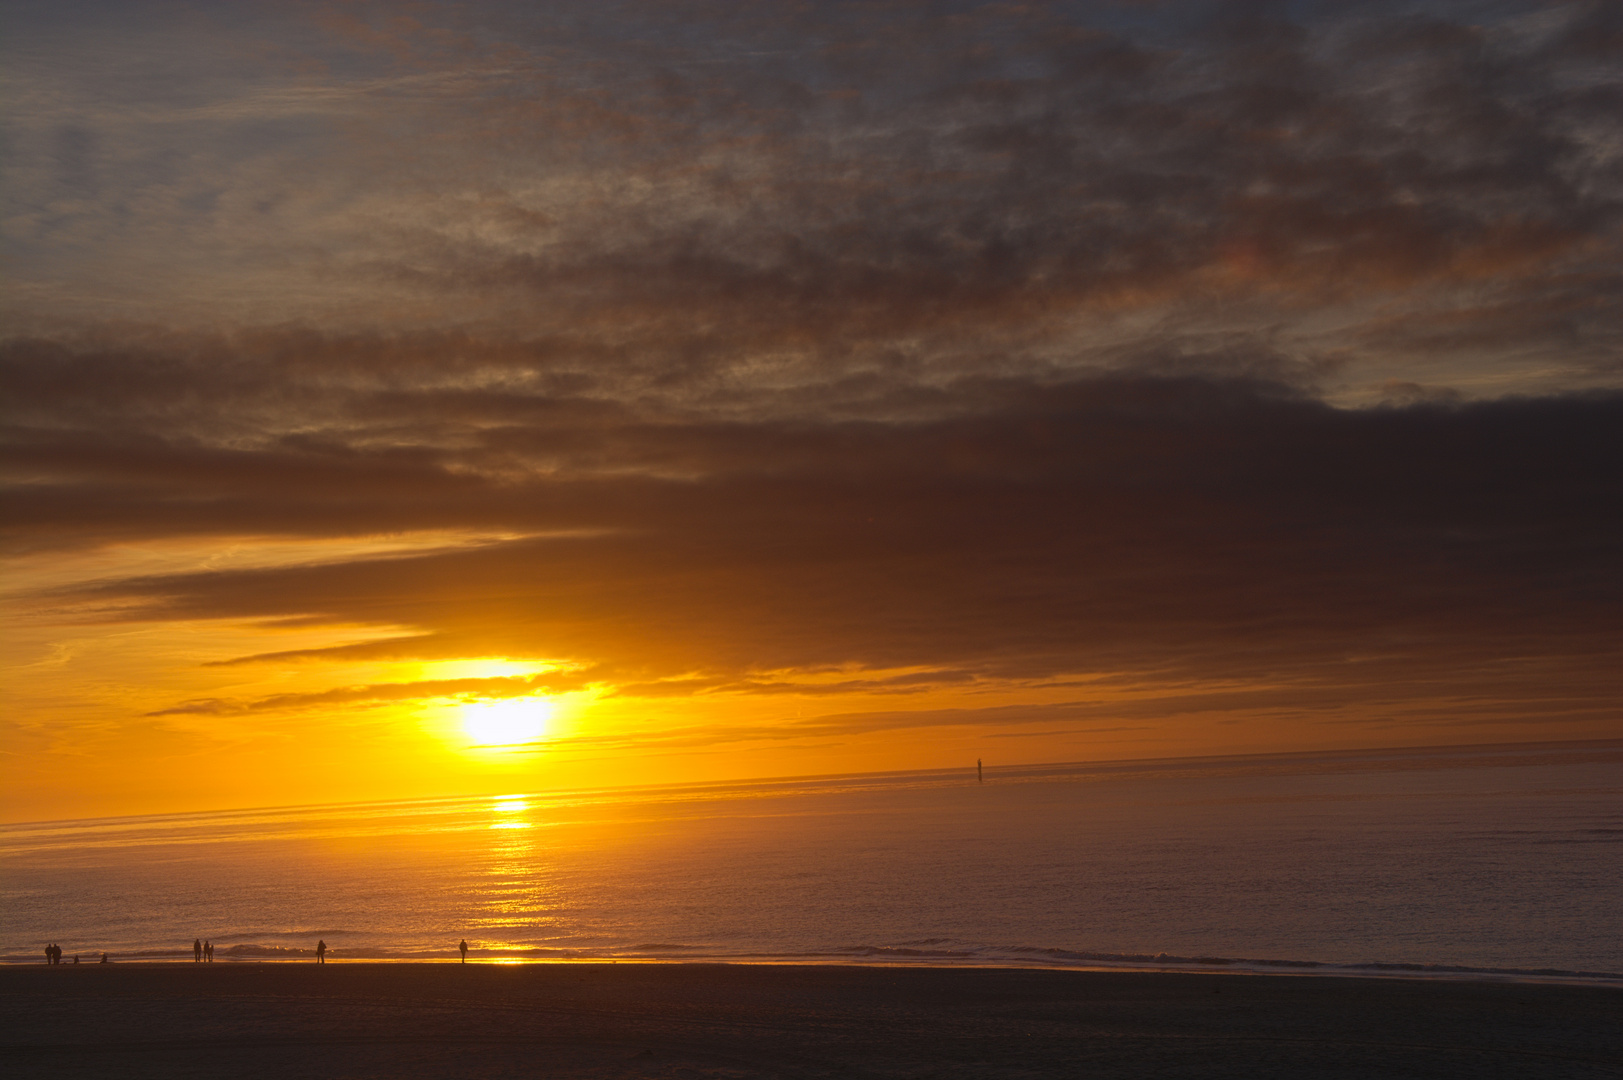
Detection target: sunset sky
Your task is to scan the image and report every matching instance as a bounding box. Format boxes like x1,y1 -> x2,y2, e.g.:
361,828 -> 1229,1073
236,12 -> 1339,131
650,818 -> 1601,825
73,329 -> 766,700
3,0 -> 1619,822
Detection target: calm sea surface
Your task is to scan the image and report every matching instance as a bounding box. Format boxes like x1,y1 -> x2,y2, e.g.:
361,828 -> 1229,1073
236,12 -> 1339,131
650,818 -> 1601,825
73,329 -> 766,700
3,742 -> 1619,981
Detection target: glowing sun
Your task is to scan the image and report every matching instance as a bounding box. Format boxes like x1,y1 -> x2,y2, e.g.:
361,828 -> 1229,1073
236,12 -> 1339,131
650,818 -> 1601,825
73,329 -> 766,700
462,697 -> 552,746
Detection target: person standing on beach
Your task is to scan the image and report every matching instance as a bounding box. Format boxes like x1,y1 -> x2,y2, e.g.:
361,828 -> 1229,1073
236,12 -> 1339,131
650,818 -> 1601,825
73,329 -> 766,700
43,944 -> 51,965
316,939 -> 327,964
193,938 -> 202,963
459,939 -> 468,964
100,953 -> 109,963
204,940 -> 213,962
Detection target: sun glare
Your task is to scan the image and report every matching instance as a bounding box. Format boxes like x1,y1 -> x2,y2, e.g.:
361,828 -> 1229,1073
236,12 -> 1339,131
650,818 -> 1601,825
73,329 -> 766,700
462,697 -> 552,746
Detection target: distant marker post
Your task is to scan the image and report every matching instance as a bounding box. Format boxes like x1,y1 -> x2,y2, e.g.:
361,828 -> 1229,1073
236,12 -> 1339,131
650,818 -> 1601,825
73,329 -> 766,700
977,758 -> 983,784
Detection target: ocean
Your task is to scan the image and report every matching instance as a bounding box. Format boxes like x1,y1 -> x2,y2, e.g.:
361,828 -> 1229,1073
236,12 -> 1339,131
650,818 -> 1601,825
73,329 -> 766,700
3,741 -> 1619,982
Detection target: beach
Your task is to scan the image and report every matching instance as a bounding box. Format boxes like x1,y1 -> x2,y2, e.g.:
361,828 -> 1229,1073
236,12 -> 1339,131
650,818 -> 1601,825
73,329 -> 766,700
2,963 -> 1618,1079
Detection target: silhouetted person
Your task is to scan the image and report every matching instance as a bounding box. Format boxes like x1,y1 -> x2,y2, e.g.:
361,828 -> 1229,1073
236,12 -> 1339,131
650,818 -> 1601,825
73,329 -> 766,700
316,939 -> 327,964
100,953 -> 109,964
459,939 -> 468,963
204,940 -> 213,962
43,945 -> 51,965
193,938 -> 202,963
73,954 -> 79,964
977,758 -> 983,783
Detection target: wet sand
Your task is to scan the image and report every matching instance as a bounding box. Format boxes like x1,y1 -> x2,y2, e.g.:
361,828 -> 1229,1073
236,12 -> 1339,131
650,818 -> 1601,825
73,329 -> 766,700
2,963 -> 1618,1079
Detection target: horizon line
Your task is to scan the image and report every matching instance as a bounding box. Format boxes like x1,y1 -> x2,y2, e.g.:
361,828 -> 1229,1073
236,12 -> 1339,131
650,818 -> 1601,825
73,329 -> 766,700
3,735 -> 1616,831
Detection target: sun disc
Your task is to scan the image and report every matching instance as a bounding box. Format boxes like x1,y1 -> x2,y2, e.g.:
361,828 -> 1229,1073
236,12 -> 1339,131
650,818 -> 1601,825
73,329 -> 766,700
462,698 -> 551,746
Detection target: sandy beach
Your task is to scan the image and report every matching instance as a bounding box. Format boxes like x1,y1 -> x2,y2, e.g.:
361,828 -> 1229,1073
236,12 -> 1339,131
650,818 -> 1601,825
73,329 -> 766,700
1,963 -> 1617,1079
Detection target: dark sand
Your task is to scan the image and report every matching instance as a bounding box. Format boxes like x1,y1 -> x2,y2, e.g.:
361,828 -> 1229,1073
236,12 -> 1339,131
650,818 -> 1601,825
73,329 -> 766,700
2,963 -> 1618,1079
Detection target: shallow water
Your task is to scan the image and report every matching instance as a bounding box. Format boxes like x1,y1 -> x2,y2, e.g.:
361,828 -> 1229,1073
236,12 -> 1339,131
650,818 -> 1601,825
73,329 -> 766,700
2,741 -> 1619,980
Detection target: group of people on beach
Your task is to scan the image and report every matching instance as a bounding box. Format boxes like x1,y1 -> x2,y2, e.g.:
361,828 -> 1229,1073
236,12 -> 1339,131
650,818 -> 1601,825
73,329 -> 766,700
42,944 -> 109,964
44,937 -> 475,965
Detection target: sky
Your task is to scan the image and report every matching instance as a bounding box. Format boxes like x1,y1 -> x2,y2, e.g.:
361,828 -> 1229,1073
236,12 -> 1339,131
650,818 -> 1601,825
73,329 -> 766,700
2,0 -> 1619,822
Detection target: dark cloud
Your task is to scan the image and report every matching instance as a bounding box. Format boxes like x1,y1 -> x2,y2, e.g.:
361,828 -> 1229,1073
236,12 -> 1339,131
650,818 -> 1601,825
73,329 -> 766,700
10,347 -> 1619,729
4,2 -> 1619,395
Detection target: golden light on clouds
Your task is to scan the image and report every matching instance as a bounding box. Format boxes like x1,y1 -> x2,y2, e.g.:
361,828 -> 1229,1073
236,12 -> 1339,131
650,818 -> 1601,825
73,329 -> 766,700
419,659 -> 554,683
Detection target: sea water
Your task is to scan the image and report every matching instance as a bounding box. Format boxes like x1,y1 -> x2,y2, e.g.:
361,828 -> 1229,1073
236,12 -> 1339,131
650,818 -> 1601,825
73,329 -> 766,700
2,741 -> 1619,980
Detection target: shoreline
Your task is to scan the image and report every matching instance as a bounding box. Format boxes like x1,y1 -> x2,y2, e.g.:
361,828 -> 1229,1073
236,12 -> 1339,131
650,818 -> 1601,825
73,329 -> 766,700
3,962 -> 1618,1078
6,953 -> 1620,989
